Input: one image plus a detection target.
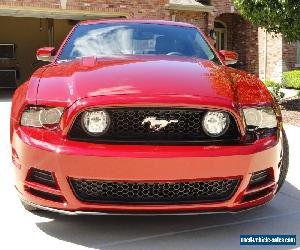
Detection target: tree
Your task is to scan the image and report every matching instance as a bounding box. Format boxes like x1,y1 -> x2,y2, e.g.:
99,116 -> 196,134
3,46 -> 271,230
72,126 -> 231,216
233,0 -> 300,42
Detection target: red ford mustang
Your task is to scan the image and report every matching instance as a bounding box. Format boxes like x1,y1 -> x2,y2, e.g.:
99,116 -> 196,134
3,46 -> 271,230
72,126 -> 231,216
11,20 -> 289,215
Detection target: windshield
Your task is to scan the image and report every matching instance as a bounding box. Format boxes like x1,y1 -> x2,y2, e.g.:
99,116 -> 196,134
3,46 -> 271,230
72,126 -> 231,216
58,23 -> 220,63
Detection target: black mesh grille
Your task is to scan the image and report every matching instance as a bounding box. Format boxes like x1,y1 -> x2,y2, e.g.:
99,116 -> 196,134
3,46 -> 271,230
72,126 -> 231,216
68,108 -> 240,145
69,178 -> 240,204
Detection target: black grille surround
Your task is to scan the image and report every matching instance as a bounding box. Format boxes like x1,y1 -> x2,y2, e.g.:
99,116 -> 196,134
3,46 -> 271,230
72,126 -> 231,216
69,178 -> 240,204
68,107 -> 240,145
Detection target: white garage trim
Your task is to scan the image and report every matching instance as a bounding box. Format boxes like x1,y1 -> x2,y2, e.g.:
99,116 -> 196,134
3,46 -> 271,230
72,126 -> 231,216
168,0 -> 214,12
0,6 -> 129,20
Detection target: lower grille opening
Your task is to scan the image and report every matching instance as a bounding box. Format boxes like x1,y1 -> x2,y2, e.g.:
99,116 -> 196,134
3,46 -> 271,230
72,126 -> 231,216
243,188 -> 273,202
27,168 -> 58,189
26,187 -> 64,203
249,169 -> 271,187
69,178 -> 240,204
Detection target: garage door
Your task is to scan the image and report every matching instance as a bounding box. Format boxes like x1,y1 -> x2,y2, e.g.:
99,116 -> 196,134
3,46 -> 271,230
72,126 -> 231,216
0,7 -> 127,88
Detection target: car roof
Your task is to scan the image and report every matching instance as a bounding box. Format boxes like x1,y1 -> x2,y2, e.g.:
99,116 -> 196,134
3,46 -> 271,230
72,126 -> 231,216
79,19 -> 197,28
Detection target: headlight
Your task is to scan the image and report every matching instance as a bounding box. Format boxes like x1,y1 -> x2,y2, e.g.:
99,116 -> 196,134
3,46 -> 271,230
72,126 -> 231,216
243,107 -> 277,129
20,106 -> 64,129
81,109 -> 110,136
202,111 -> 230,137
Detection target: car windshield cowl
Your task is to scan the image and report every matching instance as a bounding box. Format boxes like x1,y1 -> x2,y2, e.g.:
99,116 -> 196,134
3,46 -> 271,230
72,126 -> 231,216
55,54 -> 218,65
57,23 -> 220,64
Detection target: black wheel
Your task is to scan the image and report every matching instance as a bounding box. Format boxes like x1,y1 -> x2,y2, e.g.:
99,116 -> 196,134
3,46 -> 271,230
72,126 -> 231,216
276,130 -> 289,193
20,200 -> 39,212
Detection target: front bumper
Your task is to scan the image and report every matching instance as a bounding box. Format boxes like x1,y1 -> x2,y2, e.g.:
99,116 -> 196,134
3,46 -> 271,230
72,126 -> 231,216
12,127 -> 282,214
20,198 -> 270,216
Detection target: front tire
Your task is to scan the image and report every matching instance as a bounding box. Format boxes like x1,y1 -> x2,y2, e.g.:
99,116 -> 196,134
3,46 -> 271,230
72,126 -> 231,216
276,130 -> 289,193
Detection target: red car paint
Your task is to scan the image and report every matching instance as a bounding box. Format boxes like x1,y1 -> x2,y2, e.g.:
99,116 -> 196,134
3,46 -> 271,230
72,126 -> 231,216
11,20 -> 282,214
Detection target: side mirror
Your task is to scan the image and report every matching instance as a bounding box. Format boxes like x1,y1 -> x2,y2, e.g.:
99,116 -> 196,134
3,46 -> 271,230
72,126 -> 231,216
36,47 -> 56,62
219,50 -> 238,65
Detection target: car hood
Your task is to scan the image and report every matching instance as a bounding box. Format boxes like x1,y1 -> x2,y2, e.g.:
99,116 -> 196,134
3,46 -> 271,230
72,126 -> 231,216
35,55 -> 270,108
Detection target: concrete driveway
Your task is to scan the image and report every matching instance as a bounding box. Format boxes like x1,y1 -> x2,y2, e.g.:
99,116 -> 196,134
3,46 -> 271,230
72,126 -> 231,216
0,90 -> 299,250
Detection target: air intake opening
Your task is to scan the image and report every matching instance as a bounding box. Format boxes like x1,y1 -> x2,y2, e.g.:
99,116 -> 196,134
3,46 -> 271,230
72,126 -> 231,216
243,168 -> 275,202
243,188 -> 273,202
27,168 -> 58,189
249,169 -> 271,187
26,187 -> 65,203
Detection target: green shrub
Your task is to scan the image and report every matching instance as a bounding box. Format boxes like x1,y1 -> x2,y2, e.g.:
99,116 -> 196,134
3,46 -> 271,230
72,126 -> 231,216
270,84 -> 285,101
264,80 -> 276,87
282,70 -> 300,89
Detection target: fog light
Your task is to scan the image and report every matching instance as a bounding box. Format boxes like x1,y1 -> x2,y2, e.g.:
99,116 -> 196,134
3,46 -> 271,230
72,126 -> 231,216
81,109 -> 110,136
202,111 -> 229,137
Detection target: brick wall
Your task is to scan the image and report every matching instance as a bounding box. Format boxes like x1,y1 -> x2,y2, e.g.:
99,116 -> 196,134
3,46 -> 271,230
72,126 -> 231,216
170,10 -> 207,32
283,41 -> 298,71
0,0 -> 170,19
0,0 -> 211,29
265,33 -> 283,81
215,13 -> 258,75
66,0 -> 169,19
207,0 -> 261,75
208,0 -> 236,29
258,32 -> 297,82
208,0 -> 298,79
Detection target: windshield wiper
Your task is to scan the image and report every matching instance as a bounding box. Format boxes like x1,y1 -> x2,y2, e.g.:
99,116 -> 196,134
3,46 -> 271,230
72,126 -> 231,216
56,58 -> 76,64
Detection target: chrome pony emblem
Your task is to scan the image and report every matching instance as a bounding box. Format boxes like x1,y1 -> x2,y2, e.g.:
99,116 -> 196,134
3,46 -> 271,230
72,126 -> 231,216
142,117 -> 179,131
